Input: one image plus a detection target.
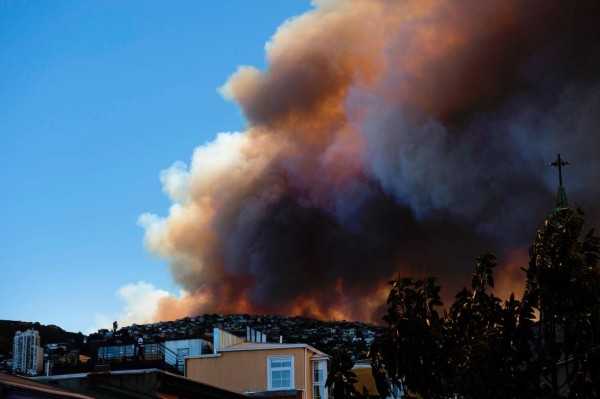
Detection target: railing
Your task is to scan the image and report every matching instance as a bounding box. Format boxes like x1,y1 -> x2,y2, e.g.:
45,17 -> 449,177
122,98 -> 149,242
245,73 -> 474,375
161,343 -> 184,373
95,342 -> 183,374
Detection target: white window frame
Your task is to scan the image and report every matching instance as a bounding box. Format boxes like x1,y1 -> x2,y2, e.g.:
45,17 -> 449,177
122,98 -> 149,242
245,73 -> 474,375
312,360 -> 329,399
267,355 -> 295,390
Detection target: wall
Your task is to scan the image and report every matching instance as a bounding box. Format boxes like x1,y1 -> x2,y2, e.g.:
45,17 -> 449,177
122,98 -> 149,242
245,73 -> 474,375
165,339 -> 207,359
186,347 -> 313,399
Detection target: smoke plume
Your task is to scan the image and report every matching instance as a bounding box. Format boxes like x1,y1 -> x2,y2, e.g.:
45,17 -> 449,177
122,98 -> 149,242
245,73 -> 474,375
140,0 -> 600,323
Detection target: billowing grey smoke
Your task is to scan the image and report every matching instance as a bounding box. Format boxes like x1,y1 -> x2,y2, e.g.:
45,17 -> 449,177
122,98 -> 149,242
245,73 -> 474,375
140,0 -> 600,323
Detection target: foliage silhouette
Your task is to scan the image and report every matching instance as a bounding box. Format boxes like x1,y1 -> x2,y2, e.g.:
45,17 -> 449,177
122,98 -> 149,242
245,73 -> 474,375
326,349 -> 367,399
358,206 -> 600,398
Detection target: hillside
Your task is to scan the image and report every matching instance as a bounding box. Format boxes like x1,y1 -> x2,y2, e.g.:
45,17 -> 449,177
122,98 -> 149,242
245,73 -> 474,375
0,320 -> 82,358
1,314 -> 383,361
108,313 -> 384,361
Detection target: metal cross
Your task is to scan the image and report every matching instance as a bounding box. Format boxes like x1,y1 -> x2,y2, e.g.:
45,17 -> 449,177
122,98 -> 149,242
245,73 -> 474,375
549,153 -> 569,187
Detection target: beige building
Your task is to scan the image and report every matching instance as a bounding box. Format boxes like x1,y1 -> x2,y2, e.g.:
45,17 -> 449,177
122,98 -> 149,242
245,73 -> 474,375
185,329 -> 330,399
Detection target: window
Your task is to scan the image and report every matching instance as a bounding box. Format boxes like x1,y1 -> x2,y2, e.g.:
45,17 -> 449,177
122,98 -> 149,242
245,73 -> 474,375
312,360 -> 328,399
268,356 -> 294,390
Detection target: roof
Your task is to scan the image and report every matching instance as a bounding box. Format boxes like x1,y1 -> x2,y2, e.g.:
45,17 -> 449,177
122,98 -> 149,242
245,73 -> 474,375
216,342 -> 329,358
353,359 -> 372,369
0,372 -> 95,398
244,389 -> 303,399
32,368 -> 251,399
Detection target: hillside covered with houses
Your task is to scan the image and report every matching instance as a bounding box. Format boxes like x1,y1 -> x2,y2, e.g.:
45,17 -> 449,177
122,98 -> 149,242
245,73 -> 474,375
93,313 -> 381,360
1,314 -> 382,373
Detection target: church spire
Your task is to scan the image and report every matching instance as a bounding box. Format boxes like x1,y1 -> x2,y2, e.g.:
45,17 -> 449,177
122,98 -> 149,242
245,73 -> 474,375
549,153 -> 569,208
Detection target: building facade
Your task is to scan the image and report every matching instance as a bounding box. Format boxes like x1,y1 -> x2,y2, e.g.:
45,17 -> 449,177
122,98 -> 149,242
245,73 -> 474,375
13,329 -> 44,375
185,329 -> 329,399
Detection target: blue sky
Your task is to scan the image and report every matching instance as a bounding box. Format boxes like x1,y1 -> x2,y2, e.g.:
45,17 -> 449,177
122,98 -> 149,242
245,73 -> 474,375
0,0 -> 313,333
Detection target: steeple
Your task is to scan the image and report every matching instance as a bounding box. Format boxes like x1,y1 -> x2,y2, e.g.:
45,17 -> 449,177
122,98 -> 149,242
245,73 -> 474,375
549,153 -> 569,208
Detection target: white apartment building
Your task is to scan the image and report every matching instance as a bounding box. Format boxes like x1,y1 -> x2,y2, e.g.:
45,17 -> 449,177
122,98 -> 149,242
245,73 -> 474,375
13,329 -> 44,375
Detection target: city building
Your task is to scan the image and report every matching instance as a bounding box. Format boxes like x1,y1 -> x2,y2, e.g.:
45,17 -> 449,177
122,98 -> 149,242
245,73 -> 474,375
185,328 -> 330,399
12,329 -> 44,375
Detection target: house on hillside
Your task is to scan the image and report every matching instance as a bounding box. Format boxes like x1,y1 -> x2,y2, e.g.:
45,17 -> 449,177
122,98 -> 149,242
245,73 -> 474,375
185,328 -> 330,399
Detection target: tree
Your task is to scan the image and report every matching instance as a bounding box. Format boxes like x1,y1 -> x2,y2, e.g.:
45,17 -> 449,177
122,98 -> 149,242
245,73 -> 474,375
522,207 -> 600,396
443,253 -> 537,398
366,206 -> 600,398
326,350 -> 365,399
370,276 -> 448,398
113,321 -> 118,334
368,259 -> 536,399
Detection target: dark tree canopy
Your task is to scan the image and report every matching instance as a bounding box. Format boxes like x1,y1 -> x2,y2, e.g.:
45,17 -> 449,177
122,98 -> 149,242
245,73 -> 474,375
522,207 -> 600,396
344,206 -> 600,399
326,350 -> 366,399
